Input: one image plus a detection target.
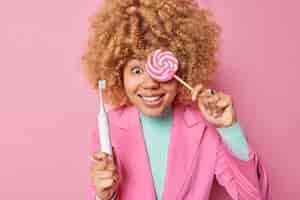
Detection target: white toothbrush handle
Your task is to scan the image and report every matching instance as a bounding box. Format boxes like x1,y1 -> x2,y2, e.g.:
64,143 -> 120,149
97,111 -> 113,155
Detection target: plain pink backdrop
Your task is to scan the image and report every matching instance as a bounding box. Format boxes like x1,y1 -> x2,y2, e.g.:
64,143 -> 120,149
0,0 -> 299,199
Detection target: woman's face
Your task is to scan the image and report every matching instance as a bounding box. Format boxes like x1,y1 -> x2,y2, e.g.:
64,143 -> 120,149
123,59 -> 178,117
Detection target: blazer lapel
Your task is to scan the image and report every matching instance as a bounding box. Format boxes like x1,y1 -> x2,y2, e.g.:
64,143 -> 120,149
162,105 -> 207,200
113,106 -> 157,200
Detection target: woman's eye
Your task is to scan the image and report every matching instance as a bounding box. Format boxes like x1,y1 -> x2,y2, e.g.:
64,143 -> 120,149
131,66 -> 144,74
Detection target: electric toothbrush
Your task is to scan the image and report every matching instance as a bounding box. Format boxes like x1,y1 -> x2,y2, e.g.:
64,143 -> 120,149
97,80 -> 113,155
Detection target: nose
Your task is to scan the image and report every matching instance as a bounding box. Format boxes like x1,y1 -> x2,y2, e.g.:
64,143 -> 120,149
142,72 -> 160,89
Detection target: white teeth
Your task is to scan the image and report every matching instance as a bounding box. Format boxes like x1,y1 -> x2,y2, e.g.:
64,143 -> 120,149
141,96 -> 161,101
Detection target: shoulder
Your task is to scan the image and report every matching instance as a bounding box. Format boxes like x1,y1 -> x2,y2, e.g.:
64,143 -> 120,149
107,105 -> 127,116
89,105 -> 133,152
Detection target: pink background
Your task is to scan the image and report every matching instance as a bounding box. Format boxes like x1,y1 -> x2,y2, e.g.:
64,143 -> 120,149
0,0 -> 299,199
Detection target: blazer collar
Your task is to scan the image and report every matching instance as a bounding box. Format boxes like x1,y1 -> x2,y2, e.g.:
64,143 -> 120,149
114,105 -> 140,130
113,104 -> 203,130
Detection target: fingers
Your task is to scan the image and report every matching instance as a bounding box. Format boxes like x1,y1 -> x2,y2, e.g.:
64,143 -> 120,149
221,104 -> 236,126
191,84 -> 216,102
91,153 -> 119,190
202,91 -> 231,109
91,151 -> 116,171
216,92 -> 231,108
93,167 -> 119,191
91,157 -> 108,171
107,160 -> 117,171
198,90 -> 233,115
205,94 -> 220,106
191,84 -> 231,110
95,170 -> 114,178
92,151 -> 110,161
192,84 -> 220,115
94,175 -> 115,189
193,84 -> 236,128
191,84 -> 205,101
96,188 -> 114,200
90,150 -> 119,199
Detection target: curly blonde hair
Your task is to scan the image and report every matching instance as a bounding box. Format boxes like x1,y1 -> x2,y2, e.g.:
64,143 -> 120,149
82,0 -> 221,106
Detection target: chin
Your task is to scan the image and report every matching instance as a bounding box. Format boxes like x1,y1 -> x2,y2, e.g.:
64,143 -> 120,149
139,106 -> 167,117
142,111 -> 162,117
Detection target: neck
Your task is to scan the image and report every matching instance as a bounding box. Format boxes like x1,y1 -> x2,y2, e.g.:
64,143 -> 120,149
139,106 -> 172,120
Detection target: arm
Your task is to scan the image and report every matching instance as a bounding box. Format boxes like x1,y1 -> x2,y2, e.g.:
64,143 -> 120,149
190,85 -> 270,199
213,124 -> 270,200
217,122 -> 249,160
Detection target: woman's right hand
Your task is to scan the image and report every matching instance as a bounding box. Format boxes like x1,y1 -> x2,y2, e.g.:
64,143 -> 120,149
90,151 -> 120,200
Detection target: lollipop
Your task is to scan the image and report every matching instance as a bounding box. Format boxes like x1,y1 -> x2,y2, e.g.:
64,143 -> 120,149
145,49 -> 178,82
145,49 -> 193,91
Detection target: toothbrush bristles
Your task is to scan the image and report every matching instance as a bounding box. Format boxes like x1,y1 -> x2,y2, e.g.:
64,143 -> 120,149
98,80 -> 106,89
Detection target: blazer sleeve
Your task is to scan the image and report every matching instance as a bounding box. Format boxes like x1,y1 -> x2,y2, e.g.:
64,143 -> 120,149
88,128 -> 122,200
214,129 -> 270,200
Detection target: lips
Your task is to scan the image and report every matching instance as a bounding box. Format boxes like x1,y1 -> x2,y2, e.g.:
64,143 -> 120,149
138,94 -> 164,107
141,96 -> 161,101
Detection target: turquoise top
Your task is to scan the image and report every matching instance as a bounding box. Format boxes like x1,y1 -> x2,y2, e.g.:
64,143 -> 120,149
139,107 -> 173,200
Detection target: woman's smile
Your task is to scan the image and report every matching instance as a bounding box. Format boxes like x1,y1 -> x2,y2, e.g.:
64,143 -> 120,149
138,94 -> 164,107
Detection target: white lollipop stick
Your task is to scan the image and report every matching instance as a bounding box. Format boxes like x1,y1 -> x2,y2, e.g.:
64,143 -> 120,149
173,75 -> 193,91
97,80 -> 113,155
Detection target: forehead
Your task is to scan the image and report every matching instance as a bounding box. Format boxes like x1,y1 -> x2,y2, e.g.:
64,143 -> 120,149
128,46 -> 160,60
125,47 -> 162,65
125,58 -> 146,68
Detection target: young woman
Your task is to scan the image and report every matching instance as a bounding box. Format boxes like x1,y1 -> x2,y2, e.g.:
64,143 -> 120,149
82,0 -> 270,199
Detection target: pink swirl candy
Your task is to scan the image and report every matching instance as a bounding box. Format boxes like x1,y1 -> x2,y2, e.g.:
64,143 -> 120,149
145,49 -> 178,82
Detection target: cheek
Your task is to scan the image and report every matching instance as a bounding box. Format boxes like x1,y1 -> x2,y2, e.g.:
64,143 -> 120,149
123,79 -> 132,92
165,82 -> 178,97
170,86 -> 178,98
123,71 -> 132,90
123,74 -> 139,94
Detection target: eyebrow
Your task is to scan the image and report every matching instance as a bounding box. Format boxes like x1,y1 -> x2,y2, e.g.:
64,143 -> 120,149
127,60 -> 143,67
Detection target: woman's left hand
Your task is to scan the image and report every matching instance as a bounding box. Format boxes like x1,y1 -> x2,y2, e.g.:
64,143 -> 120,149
191,84 -> 237,128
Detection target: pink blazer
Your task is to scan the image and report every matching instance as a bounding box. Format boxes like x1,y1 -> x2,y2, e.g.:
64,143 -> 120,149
88,104 -> 270,200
